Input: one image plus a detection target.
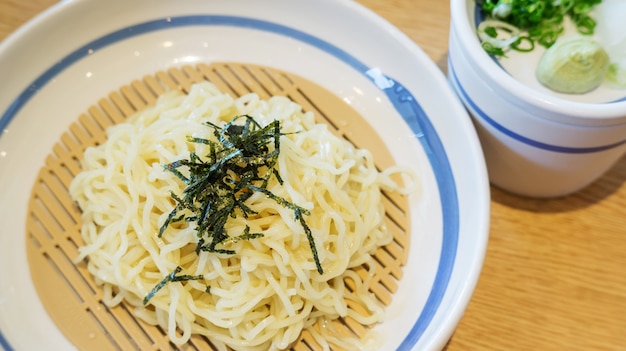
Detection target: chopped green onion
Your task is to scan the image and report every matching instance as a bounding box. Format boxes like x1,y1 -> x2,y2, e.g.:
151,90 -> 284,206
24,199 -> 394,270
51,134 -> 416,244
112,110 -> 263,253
477,19 -> 521,55
482,42 -> 507,57
510,36 -> 534,52
605,63 -> 626,88
479,0 -> 603,56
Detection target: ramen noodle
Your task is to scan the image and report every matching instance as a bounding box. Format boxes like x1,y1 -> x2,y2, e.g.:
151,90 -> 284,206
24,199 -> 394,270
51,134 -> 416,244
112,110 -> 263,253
69,81 -> 411,350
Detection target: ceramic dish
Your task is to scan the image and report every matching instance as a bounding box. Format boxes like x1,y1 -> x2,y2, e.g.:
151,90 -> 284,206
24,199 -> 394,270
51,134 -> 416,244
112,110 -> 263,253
473,1 -> 626,104
0,0 -> 489,350
449,0 -> 626,197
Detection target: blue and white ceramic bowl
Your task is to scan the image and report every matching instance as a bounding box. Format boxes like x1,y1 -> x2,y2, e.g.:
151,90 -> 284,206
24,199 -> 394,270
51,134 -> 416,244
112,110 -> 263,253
449,0 -> 626,198
0,0 -> 489,350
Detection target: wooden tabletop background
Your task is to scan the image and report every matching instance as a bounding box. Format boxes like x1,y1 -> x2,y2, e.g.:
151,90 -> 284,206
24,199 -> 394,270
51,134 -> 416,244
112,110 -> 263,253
1,1 -> 625,350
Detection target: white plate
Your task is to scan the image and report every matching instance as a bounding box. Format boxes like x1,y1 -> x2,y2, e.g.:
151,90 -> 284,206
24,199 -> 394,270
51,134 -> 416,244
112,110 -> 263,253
0,0 -> 490,350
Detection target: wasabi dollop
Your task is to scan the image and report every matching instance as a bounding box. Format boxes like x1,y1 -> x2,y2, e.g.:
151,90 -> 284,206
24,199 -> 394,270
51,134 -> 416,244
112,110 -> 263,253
536,36 -> 610,94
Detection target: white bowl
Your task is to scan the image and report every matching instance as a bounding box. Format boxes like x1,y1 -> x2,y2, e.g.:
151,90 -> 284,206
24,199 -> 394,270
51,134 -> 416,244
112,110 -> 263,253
449,0 -> 626,198
0,0 -> 489,350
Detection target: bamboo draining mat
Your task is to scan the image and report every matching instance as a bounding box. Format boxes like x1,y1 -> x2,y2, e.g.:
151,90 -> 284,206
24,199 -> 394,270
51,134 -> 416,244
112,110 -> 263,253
25,63 -> 410,351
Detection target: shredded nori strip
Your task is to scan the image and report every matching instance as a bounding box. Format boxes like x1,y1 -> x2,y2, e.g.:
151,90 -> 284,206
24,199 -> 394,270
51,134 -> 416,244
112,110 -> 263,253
144,115 -> 323,305
143,266 -> 204,305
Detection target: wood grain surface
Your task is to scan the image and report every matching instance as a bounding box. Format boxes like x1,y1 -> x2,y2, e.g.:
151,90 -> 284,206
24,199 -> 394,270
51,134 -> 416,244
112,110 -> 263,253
2,1 -> 625,350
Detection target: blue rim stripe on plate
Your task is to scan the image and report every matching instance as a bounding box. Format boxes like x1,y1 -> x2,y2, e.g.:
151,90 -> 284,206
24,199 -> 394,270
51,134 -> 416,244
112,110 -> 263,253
0,15 -> 459,350
388,82 -> 459,349
449,60 -> 626,154
0,332 -> 10,351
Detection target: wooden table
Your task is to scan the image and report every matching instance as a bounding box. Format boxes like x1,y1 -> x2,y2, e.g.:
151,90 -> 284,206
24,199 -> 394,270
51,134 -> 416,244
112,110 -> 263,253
2,1 -> 625,350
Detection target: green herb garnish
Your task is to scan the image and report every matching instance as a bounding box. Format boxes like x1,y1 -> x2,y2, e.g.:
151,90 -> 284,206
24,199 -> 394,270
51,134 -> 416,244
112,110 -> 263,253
154,115 -> 322,292
482,41 -> 507,57
480,0 -> 602,55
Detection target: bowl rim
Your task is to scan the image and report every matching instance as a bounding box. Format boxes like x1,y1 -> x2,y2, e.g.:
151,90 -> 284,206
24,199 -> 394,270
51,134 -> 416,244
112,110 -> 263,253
450,0 -> 626,126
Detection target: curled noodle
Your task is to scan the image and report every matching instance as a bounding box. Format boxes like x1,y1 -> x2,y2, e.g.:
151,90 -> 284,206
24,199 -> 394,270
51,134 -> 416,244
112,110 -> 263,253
70,82 -> 412,350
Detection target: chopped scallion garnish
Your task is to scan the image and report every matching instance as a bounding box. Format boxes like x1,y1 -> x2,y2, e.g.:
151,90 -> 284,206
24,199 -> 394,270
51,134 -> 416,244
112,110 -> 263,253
479,0 -> 602,56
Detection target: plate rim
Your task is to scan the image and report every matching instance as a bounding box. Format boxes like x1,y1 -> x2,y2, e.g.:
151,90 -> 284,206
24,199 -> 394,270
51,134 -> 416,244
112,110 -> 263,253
0,1 -> 490,350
